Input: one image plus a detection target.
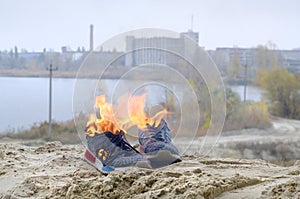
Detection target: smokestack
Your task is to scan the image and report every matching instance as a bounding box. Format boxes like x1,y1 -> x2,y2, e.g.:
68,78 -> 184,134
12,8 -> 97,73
90,24 -> 94,51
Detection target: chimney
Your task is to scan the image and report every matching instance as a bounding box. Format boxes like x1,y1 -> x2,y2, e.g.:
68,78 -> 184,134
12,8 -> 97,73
90,24 -> 94,51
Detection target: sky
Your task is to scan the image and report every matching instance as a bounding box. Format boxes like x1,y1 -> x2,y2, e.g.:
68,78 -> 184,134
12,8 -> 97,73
1,0 -> 300,52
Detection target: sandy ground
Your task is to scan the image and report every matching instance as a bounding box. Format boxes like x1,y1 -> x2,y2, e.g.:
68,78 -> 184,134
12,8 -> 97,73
0,140 -> 299,199
0,118 -> 299,199
174,118 -> 300,162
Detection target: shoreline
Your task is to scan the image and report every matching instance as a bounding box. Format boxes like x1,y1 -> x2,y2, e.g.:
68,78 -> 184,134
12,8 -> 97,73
0,69 -> 77,78
0,69 -> 255,85
0,69 -> 122,79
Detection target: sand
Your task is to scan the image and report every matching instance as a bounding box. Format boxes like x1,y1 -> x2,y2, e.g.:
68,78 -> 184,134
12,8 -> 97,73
0,141 -> 299,199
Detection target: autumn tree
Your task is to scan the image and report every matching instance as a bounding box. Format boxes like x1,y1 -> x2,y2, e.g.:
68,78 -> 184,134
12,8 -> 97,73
256,69 -> 300,119
14,46 -> 18,60
209,50 -> 227,75
255,41 -> 283,71
227,49 -> 242,78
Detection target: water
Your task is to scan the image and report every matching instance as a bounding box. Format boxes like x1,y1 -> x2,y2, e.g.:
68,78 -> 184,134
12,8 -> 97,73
230,85 -> 265,102
0,77 -> 265,133
0,77 -> 75,132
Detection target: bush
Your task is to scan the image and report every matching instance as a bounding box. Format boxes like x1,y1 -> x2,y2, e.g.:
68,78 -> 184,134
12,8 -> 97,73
223,87 -> 271,131
256,69 -> 300,119
0,119 -> 81,144
195,87 -> 271,134
243,100 -> 272,129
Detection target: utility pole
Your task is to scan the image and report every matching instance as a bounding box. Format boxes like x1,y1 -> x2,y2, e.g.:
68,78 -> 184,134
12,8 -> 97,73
47,61 -> 58,138
243,63 -> 248,106
90,24 -> 94,52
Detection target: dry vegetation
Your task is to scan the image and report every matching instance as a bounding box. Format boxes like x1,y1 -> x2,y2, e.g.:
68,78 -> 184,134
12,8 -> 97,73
0,120 -> 80,144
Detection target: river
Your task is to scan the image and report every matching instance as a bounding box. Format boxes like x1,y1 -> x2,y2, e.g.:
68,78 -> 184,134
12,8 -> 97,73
0,77 -> 265,133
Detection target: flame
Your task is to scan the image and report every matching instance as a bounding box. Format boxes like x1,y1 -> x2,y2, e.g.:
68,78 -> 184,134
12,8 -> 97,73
94,95 -> 115,122
128,94 -> 151,129
85,114 -> 98,137
87,95 -> 121,135
86,93 -> 168,136
128,94 -> 168,129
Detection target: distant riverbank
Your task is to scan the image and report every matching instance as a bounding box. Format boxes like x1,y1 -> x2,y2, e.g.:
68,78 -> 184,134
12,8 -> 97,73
0,69 -> 259,84
0,69 -> 78,78
0,69 -> 136,79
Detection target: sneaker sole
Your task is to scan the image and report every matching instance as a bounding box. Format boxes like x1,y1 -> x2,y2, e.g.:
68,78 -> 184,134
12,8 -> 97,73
84,149 -> 152,173
135,160 -> 152,169
84,149 -> 111,174
145,150 -> 182,168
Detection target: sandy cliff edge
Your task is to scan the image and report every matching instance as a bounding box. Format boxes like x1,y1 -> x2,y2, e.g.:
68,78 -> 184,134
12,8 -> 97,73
0,141 -> 299,199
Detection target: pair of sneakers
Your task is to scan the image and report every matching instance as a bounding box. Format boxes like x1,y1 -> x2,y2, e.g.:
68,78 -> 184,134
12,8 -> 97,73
84,119 -> 180,171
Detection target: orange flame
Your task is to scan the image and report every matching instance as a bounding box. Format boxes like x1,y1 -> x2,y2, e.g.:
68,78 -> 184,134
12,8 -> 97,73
128,94 -> 151,129
128,94 -> 168,129
88,95 -> 121,135
86,93 -> 168,136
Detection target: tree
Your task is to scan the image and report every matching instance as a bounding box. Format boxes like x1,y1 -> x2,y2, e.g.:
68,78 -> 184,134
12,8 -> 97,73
227,49 -> 242,78
256,69 -> 300,119
9,48 -> 15,68
14,46 -> 18,60
209,50 -> 227,75
255,41 -> 283,71
225,87 -> 242,120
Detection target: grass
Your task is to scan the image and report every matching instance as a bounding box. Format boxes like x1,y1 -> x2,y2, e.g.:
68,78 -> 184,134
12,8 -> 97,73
0,119 -> 81,144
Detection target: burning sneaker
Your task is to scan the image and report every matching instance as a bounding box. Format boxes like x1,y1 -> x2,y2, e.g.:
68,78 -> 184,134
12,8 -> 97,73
138,119 -> 182,167
85,130 -> 151,171
84,94 -> 151,171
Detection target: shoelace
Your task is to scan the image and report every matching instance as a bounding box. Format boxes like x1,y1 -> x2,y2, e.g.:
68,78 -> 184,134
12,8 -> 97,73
111,131 -> 141,154
144,120 -> 171,143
